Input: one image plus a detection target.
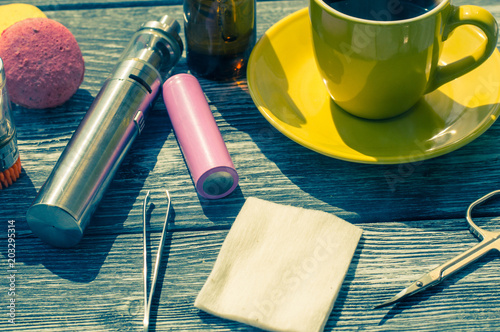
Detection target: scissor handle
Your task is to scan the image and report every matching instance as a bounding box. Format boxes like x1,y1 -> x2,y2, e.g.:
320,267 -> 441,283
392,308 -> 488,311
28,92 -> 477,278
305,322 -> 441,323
466,190 -> 500,241
437,232 -> 500,281
434,190 -> 500,280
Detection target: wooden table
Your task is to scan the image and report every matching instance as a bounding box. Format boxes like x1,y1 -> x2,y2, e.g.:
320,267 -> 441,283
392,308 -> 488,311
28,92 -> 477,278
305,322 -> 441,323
1,0 -> 500,330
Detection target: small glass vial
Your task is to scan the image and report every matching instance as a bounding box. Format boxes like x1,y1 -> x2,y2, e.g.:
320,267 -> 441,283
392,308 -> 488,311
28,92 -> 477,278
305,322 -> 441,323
184,0 -> 256,81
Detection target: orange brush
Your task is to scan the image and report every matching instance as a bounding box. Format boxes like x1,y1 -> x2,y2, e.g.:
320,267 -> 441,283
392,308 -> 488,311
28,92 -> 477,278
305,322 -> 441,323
0,156 -> 21,189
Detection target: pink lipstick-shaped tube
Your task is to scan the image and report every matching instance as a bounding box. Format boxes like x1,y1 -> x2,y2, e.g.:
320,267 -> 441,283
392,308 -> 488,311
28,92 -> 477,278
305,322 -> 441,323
163,74 -> 238,199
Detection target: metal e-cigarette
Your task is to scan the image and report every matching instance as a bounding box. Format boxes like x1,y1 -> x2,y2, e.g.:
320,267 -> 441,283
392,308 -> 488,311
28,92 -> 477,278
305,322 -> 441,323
26,15 -> 183,248
0,57 -> 21,189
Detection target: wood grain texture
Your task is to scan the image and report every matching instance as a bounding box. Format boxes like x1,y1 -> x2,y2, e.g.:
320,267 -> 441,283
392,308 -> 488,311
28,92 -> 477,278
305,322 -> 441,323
5,218 -> 500,331
1,0 -> 500,330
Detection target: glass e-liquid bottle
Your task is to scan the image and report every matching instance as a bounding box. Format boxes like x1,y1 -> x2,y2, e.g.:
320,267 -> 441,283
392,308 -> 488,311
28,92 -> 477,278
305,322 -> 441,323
184,0 -> 256,81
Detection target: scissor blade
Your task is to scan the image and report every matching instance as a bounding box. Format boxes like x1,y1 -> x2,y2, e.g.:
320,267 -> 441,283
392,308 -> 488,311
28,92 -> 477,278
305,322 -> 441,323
373,288 -> 409,309
374,271 -> 441,309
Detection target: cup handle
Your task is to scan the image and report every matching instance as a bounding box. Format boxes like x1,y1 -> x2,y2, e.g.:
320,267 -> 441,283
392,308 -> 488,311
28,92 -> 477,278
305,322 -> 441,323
426,5 -> 499,93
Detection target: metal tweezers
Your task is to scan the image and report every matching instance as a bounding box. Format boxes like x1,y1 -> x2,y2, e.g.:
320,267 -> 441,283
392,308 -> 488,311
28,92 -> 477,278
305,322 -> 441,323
142,190 -> 172,331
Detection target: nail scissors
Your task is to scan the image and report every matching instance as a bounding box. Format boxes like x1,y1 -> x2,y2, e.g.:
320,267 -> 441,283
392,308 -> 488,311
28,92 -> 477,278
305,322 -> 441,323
375,190 -> 500,309
143,190 -> 172,331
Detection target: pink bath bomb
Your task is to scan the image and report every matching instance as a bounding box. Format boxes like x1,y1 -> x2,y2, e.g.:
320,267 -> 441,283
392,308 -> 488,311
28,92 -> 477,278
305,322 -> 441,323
0,17 -> 85,109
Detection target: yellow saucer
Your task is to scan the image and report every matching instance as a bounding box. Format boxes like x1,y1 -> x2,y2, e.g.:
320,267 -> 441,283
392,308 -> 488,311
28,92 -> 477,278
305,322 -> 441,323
247,8 -> 500,164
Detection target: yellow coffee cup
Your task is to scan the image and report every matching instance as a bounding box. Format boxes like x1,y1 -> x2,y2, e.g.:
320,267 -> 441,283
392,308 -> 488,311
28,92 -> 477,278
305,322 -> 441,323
309,0 -> 499,119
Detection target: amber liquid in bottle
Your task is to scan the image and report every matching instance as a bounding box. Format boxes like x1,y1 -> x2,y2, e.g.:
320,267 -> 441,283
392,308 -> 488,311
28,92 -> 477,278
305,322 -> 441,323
184,0 -> 256,81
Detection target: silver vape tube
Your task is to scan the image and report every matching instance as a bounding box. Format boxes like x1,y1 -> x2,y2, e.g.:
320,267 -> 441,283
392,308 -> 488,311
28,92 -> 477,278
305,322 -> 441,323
0,57 -> 20,189
26,15 -> 183,248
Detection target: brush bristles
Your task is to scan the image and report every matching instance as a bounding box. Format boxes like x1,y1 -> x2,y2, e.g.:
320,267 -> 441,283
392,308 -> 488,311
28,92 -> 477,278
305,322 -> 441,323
0,157 -> 21,189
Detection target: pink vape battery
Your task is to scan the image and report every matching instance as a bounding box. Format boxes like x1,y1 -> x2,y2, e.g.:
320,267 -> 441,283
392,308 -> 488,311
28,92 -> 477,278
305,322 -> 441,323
162,74 -> 239,199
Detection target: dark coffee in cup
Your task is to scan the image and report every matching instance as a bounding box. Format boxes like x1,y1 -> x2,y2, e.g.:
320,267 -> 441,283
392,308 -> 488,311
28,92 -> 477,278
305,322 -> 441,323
324,0 -> 439,21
